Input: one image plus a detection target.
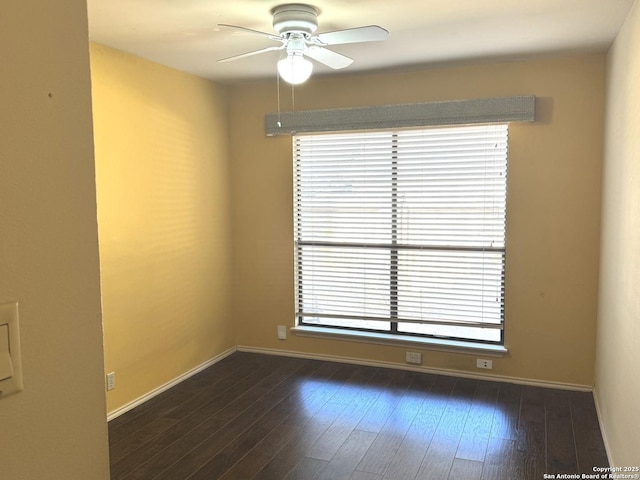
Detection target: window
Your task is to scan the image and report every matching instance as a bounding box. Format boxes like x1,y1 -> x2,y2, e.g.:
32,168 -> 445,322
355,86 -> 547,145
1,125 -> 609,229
294,124 -> 508,345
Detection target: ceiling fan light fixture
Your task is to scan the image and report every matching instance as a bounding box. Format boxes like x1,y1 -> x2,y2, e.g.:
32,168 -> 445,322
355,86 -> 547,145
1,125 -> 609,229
277,52 -> 313,84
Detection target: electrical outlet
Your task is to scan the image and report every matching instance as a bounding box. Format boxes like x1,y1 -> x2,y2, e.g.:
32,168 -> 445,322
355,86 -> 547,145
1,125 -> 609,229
277,325 -> 287,340
476,359 -> 493,369
406,351 -> 422,365
106,372 -> 116,391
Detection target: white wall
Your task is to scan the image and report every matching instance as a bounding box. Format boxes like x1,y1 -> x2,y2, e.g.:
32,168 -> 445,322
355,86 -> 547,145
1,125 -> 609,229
0,1 -> 110,478
596,0 -> 640,466
229,54 -> 605,387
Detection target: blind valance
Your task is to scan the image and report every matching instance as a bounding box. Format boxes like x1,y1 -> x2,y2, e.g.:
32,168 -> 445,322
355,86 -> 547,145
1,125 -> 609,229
266,95 -> 535,136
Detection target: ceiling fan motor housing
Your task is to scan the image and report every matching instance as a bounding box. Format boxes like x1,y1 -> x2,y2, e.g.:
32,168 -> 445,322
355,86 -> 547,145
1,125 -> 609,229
272,4 -> 319,36
217,2 -> 387,77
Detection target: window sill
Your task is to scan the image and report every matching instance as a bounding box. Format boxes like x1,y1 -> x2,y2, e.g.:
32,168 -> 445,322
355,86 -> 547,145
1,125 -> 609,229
291,326 -> 507,358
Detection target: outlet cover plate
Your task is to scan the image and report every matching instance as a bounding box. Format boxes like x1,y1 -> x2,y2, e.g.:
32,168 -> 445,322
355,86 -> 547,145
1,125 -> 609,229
277,325 -> 287,340
106,372 -> 116,391
406,351 -> 422,364
476,359 -> 493,369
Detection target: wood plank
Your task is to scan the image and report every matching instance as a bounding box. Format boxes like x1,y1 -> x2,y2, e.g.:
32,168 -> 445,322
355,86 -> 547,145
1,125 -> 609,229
414,378 -> 478,480
569,391 -> 609,472
284,457 -> 328,480
381,374 -> 450,480
456,381 -> 500,462
356,369 -> 417,433
518,385 -> 545,425
545,389 -> 578,474
356,386 -> 426,475
449,458 -> 483,480
517,386 -> 546,480
482,437 -> 524,480
490,382 -> 522,440
350,471 -> 383,480
316,429 -> 378,480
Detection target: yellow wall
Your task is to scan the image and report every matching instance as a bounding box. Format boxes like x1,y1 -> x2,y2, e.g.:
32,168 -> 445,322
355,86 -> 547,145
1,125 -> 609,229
596,0 -> 640,466
0,2 -> 110,479
229,54 -> 605,387
90,44 -> 235,413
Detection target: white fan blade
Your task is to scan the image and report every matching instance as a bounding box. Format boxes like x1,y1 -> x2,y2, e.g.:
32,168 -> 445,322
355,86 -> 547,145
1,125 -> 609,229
218,45 -> 285,63
306,46 -> 353,69
218,24 -> 282,42
314,25 -> 388,46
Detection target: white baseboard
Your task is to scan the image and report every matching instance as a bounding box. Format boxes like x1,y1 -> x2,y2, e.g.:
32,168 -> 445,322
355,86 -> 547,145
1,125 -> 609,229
107,347 -> 237,422
592,387 -> 613,466
107,345 -> 594,422
237,345 -> 593,392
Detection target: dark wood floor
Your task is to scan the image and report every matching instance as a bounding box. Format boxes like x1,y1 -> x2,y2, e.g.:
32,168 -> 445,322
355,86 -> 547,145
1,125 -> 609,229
108,352 -> 608,480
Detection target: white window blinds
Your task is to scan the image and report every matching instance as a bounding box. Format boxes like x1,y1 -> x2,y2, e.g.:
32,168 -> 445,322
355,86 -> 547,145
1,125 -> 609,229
294,124 -> 508,344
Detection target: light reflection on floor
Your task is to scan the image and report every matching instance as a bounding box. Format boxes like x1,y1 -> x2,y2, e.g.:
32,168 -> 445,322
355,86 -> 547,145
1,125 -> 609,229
291,374 -> 515,454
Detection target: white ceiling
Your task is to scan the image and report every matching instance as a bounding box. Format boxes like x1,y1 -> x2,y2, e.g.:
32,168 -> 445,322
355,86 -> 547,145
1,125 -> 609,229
87,0 -> 634,85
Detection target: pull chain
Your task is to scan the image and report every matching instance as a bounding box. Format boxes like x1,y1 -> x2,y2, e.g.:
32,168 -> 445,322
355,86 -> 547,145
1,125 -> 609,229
276,65 -> 282,128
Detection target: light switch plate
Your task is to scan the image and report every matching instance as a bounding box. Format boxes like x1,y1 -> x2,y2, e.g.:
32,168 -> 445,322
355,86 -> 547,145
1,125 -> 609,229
0,324 -> 13,380
0,302 -> 23,398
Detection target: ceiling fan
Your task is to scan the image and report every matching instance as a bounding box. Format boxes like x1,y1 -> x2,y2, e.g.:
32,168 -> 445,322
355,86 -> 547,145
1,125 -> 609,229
218,3 -> 389,84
